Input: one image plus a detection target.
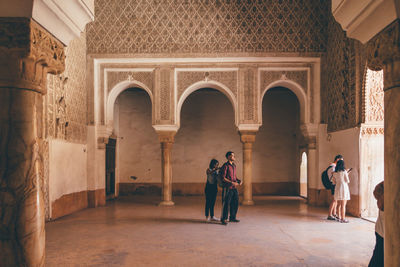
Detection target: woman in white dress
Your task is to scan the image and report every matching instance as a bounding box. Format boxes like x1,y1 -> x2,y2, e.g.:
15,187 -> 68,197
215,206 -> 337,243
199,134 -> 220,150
331,160 -> 351,223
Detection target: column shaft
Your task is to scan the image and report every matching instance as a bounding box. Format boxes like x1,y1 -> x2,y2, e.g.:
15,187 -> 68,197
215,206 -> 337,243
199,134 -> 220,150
0,89 -> 45,266
242,142 -> 254,205
239,131 -> 257,205
384,86 -> 400,266
157,131 -> 176,206
160,141 -> 174,205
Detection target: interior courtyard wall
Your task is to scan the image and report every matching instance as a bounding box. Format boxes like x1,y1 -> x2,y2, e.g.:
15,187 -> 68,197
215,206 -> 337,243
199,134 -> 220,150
253,88 -> 300,195
45,32 -> 88,219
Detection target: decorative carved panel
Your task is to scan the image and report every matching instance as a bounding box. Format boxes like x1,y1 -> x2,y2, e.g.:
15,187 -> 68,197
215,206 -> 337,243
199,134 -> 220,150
46,33 -> 87,144
365,69 -> 384,122
86,0 -> 329,54
260,70 -> 308,92
177,71 -> 238,100
160,68 -> 171,121
106,71 -> 154,95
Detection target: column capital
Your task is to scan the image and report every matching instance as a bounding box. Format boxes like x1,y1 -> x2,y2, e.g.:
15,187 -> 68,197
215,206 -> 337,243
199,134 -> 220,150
156,130 -> 176,143
366,19 -> 400,91
0,18 -> 66,93
239,130 -> 257,144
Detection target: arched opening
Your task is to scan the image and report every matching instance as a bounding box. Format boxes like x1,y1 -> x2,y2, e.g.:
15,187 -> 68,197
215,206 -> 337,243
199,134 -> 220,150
253,87 -> 301,195
113,87 -> 160,198
300,152 -> 308,198
360,68 -> 384,221
173,88 -> 241,195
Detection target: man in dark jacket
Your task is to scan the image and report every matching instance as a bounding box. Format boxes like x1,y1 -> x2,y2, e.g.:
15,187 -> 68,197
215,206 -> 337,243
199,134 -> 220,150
220,151 -> 242,225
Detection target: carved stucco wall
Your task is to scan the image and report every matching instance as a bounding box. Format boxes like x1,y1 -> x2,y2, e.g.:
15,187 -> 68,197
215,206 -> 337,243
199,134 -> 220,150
46,32 -> 87,143
321,14 -> 363,132
86,0 -> 329,55
44,32 -> 87,219
364,69 -> 384,123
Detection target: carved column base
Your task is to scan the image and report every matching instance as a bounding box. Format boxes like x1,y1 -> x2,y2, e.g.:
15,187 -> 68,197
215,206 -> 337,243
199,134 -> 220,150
158,201 -> 175,206
242,199 -> 255,206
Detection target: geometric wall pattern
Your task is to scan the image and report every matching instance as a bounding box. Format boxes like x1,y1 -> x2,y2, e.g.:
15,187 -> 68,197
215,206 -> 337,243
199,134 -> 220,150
321,15 -> 359,132
46,32 -> 87,144
87,0 -> 329,54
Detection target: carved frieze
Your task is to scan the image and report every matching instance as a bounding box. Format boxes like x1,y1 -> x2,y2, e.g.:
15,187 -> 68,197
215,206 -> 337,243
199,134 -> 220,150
365,69 -> 384,122
361,126 -> 384,136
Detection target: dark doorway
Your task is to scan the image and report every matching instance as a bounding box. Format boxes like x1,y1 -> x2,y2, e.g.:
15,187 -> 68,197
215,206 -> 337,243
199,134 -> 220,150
106,138 -> 116,199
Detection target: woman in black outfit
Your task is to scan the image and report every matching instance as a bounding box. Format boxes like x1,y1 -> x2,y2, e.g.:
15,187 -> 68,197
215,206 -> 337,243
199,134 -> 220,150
205,159 -> 219,222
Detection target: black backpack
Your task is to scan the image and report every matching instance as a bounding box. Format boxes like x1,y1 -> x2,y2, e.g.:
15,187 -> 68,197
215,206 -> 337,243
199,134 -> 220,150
321,166 -> 333,189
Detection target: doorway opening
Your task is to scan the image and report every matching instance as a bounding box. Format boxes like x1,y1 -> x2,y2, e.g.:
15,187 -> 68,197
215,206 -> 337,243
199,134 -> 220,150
300,152 -> 308,198
254,87 -> 300,195
106,138 -> 116,200
360,68 -> 384,221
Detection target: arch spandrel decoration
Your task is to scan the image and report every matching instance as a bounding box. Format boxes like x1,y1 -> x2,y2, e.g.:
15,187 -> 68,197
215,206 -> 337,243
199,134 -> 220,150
177,70 -> 238,100
176,80 -> 238,128
106,71 -> 154,95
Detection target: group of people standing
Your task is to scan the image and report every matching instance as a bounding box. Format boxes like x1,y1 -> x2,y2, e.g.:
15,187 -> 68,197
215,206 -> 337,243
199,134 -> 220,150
204,151 -> 241,225
325,154 -> 384,266
326,155 -> 351,223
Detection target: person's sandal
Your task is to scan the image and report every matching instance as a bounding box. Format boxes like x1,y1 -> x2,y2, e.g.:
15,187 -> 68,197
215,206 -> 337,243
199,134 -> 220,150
340,219 -> 349,223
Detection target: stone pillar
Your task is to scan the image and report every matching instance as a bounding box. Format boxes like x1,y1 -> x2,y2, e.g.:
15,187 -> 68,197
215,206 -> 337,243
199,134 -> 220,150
0,18 -> 65,266
367,19 -> 400,267
239,131 -> 257,205
156,131 -> 176,206
306,137 -> 318,205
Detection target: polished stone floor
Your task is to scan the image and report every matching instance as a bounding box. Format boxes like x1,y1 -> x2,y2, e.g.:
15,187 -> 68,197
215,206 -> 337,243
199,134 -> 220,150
46,196 -> 375,266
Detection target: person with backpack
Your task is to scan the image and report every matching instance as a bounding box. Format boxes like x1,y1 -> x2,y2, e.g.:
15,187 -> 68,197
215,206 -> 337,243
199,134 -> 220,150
331,159 -> 351,223
325,155 -> 343,220
205,159 -> 220,222
220,151 -> 242,225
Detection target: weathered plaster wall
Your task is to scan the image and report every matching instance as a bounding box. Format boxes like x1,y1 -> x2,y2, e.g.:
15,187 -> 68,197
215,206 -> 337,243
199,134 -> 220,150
48,139 -> 87,218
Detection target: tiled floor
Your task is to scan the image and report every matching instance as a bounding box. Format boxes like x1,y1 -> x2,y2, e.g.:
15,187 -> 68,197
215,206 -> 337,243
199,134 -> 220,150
46,196 -> 375,266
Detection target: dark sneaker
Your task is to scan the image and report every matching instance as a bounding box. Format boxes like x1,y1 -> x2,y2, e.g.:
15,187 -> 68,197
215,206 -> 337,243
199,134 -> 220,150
229,219 -> 240,222
327,216 -> 336,220
221,220 -> 227,225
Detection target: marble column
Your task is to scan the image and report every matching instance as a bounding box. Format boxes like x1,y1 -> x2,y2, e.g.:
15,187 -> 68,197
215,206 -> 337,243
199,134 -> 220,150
367,19 -> 400,267
0,18 -> 65,266
157,131 -> 176,206
239,131 -> 257,205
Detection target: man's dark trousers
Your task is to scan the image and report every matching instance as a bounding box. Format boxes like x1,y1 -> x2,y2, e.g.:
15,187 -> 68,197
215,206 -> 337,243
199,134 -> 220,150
221,188 -> 239,221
